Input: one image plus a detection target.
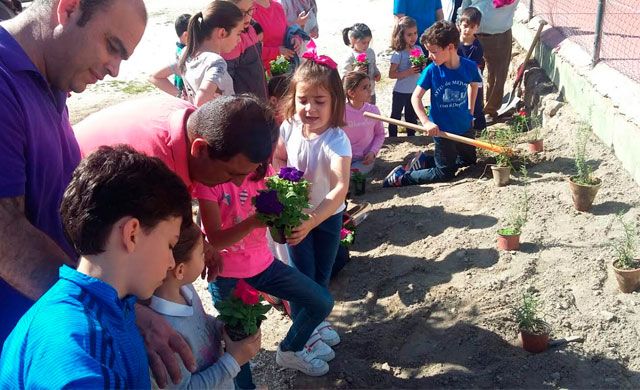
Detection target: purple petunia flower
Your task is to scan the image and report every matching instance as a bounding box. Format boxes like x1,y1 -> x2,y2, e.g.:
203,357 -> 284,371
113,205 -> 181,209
278,167 -> 304,182
255,190 -> 284,215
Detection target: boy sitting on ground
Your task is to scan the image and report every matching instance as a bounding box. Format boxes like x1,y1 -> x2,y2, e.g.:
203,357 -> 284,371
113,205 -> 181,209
0,145 -> 192,388
383,20 -> 482,187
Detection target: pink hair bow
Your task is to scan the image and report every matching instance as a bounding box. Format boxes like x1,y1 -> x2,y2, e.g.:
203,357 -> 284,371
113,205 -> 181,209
302,40 -> 337,70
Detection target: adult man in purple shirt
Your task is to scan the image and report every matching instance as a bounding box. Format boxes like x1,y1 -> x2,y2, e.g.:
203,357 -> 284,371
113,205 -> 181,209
0,0 -> 146,347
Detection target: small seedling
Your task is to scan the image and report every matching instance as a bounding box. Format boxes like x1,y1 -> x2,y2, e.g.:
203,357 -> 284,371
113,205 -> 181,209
573,125 -> 599,185
513,292 -> 547,334
612,215 -> 639,270
498,165 -> 529,235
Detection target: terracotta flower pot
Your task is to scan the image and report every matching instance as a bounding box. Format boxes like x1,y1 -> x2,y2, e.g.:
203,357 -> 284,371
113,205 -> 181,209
491,165 -> 511,187
520,326 -> 550,353
269,226 -> 287,244
527,139 -> 544,153
568,176 -> 601,211
612,260 -> 640,293
225,319 -> 263,342
497,230 -> 520,251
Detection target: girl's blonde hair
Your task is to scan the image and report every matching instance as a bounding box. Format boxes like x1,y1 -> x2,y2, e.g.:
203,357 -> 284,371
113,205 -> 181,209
391,16 -> 417,52
178,1 -> 243,73
281,60 -> 347,128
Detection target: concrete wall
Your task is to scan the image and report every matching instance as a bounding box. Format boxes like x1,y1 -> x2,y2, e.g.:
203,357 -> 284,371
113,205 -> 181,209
511,6 -> 640,185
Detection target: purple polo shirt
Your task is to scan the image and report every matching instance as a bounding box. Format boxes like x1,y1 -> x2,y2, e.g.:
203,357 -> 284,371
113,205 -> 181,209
0,27 -> 81,346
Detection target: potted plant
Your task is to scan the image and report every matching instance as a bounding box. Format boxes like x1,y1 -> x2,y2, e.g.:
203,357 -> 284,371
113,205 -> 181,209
513,292 -> 551,353
497,166 -> 529,251
350,168 -> 366,196
611,216 -> 640,293
253,167 -> 310,244
525,112 -> 544,153
568,126 -> 601,211
214,279 -> 272,341
409,48 -> 428,72
353,52 -> 369,74
489,126 -> 516,187
270,55 -> 291,76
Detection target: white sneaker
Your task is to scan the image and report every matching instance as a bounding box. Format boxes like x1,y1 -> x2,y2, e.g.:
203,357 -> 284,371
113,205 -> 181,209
276,346 -> 329,376
315,321 -> 340,347
305,332 -> 335,362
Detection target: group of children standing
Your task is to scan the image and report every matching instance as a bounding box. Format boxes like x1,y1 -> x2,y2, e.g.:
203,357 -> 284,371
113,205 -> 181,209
0,1 -> 495,388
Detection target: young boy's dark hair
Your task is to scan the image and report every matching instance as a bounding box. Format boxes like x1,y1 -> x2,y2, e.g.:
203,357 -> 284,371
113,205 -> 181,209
175,13 -> 191,37
421,20 -> 460,48
268,74 -> 290,100
458,7 -> 482,27
61,145 -> 192,255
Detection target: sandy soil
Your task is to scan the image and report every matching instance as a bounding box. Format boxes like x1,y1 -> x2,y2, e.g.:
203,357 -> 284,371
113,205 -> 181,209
67,0 -> 640,388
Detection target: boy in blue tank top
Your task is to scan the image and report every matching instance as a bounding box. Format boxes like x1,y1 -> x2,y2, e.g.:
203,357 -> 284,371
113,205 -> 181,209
384,20 -> 482,187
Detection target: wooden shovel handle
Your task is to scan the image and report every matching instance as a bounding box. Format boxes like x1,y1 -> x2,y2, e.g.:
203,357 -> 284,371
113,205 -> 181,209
362,112 -> 512,156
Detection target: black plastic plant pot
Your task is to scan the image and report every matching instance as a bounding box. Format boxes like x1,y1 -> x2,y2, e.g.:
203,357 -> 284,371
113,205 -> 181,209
225,319 -> 262,342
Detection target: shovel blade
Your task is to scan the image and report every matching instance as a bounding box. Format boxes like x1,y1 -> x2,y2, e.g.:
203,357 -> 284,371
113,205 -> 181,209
497,94 -> 520,116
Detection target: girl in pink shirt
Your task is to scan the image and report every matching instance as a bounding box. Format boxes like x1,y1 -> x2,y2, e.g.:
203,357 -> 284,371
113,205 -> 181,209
193,165 -> 335,386
342,71 -> 385,174
252,0 -> 295,72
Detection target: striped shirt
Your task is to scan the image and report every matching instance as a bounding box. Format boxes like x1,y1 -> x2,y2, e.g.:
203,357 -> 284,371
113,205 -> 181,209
0,266 -> 150,389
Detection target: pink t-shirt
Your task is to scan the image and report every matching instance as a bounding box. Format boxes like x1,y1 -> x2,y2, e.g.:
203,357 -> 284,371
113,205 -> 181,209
74,96 -> 195,190
343,102 -> 385,160
253,0 -> 288,71
193,171 -> 274,278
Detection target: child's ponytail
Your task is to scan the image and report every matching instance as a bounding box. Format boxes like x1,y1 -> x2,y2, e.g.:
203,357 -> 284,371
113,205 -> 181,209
178,2 -> 243,73
342,26 -> 352,46
342,23 -> 373,48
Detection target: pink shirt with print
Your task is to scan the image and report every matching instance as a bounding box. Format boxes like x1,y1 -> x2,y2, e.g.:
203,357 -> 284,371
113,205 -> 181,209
193,169 -> 275,279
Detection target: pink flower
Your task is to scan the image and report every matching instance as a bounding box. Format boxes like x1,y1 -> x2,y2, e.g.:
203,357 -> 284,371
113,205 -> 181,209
340,228 -> 352,240
410,48 -> 422,58
356,52 -> 368,63
233,279 -> 260,305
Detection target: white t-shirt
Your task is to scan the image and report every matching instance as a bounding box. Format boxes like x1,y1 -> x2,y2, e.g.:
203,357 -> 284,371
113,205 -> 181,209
280,118 -> 352,215
183,52 -> 235,103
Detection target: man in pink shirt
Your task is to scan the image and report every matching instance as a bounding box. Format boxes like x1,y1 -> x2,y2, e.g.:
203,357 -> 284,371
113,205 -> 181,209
75,94 -> 278,189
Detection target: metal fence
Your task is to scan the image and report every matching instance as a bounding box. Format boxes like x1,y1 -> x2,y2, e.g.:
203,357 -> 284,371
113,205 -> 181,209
522,0 -> 640,82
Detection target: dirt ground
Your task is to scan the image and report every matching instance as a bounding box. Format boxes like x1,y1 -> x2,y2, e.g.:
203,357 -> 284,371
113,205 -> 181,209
67,0 -> 640,388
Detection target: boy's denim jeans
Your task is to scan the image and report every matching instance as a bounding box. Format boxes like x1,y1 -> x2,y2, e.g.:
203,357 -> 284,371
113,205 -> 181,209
287,212 -> 342,319
403,129 -> 477,185
209,260 -> 334,389
389,91 -> 417,137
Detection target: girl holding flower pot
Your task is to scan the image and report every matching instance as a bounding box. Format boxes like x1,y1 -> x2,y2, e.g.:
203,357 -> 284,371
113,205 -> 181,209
194,165 -> 335,383
274,45 -> 352,372
149,222 -> 262,389
388,16 -> 424,137
340,23 -> 381,104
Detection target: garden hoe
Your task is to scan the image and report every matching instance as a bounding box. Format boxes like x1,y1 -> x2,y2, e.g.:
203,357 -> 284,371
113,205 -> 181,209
497,19 -> 547,117
363,112 -> 514,156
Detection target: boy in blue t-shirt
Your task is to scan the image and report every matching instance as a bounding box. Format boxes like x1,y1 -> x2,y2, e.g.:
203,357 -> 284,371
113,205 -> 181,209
457,6 -> 486,132
174,13 -> 191,97
0,146 -> 192,389
384,20 -> 482,187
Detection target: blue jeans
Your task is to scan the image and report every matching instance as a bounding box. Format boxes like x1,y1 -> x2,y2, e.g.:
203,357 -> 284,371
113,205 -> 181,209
402,129 -> 476,186
288,212 -> 342,319
389,91 -> 417,137
209,260 -> 333,389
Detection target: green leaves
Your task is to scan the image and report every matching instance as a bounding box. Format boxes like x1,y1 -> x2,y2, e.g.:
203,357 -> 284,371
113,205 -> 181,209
214,294 -> 272,337
253,173 -> 311,236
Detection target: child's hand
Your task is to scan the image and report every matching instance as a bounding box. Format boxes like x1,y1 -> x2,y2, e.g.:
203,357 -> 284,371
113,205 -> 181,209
374,71 -> 381,82
423,122 -> 440,137
291,36 -> 303,52
223,328 -> 262,366
202,242 -> 224,281
287,217 -> 316,246
295,10 -> 309,27
279,46 -> 295,59
362,152 -> 376,165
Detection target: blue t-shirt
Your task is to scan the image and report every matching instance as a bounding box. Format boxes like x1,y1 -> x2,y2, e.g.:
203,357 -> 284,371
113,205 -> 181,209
394,0 -> 443,35
0,266 -> 150,389
417,57 -> 483,135
0,26 -> 81,347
